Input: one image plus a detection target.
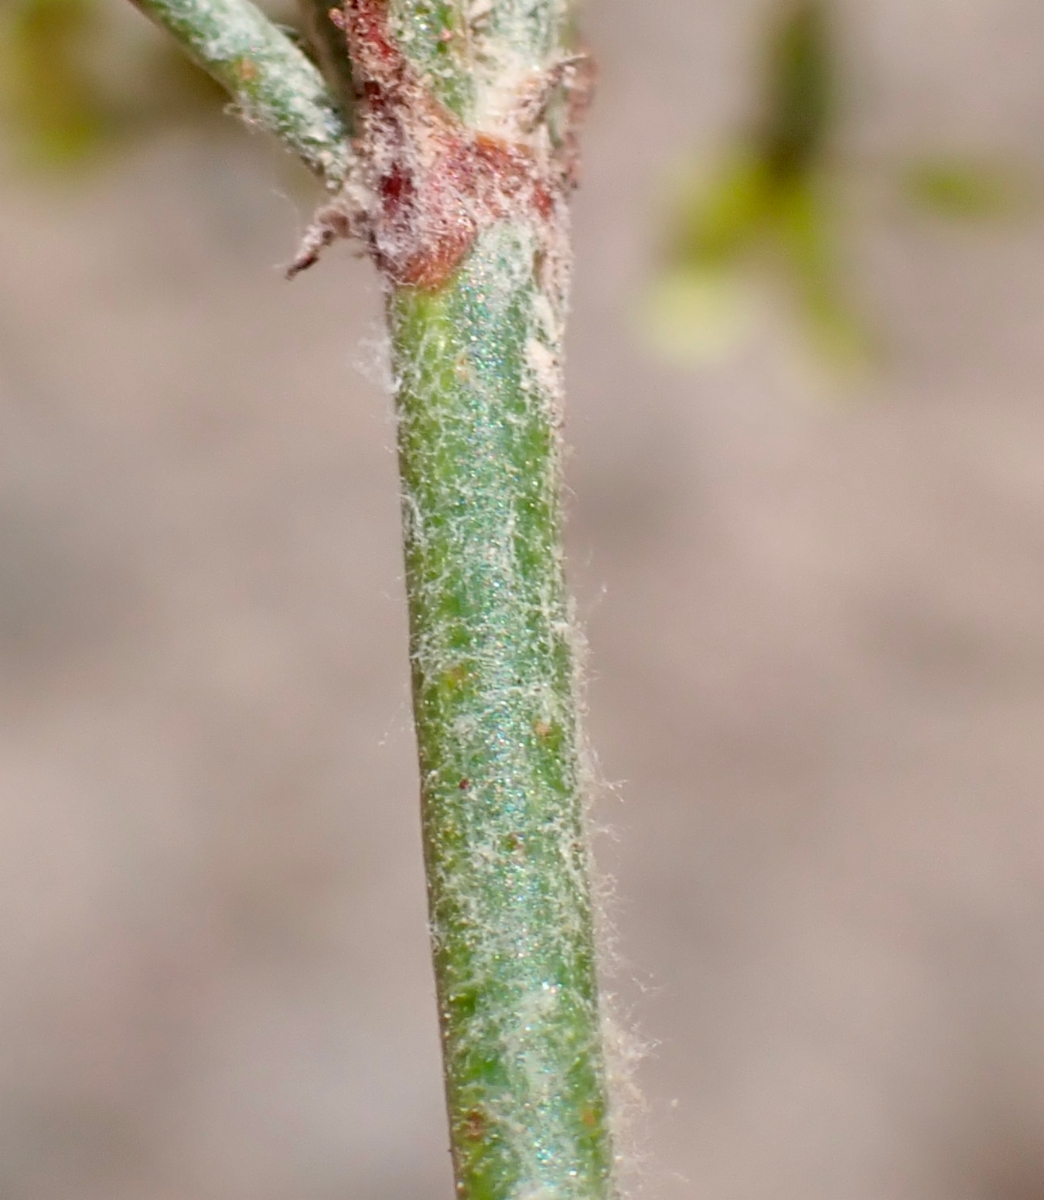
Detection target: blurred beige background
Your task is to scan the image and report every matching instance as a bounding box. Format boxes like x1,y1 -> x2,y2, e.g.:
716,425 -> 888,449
1,1 -> 1043,1197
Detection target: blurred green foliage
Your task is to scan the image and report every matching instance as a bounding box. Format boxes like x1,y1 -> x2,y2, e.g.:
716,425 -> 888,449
0,0 -> 294,169
0,0 -> 113,164
647,1 -> 863,365
647,0 -> 1023,368
905,158 -> 1015,220
757,0 -> 830,183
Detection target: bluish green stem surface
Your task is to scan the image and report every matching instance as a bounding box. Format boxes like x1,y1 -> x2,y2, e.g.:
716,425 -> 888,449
130,0 -> 351,184
391,219 -> 614,1199
381,0 -> 616,1189
385,0 -> 616,1191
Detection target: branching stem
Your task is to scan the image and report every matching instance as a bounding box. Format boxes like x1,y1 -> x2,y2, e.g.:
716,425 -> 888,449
126,0 -> 617,1195
129,0 -> 352,185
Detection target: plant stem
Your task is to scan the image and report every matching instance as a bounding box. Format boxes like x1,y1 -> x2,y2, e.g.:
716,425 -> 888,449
296,0 -> 356,129
388,5 -> 616,1198
391,236 -> 614,1199
129,0 -> 351,185
122,0 -> 617,1194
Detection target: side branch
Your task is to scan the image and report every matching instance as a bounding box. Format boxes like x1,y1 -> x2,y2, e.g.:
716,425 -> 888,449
129,0 -> 353,187
296,0 -> 356,130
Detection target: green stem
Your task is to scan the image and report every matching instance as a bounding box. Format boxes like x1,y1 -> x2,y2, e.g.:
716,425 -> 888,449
122,0 -> 617,1194
389,5 -> 616,1199
391,232 -> 613,1199
129,0 -> 351,185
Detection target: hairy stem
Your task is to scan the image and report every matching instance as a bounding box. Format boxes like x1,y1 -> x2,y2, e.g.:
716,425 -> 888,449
389,4 -> 616,1199
392,230 -> 614,1199
125,0 -> 616,1194
129,0 -> 352,185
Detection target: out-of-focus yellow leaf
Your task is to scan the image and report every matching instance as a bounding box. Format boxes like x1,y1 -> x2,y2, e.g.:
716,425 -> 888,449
641,267 -> 750,363
673,155 -> 774,269
645,2 -> 866,368
772,172 -> 867,365
648,0 -> 1022,372
0,0 -> 114,166
904,159 -> 1016,219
